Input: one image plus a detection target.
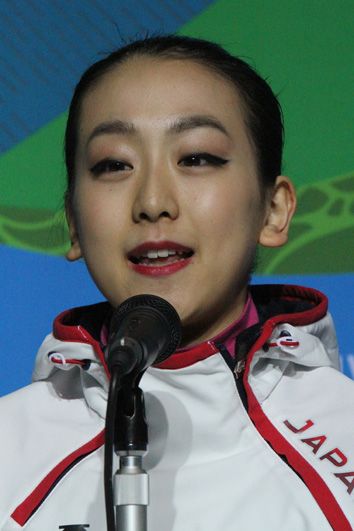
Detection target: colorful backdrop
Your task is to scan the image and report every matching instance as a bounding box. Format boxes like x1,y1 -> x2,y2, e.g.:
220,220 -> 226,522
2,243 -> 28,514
1,0 -> 353,395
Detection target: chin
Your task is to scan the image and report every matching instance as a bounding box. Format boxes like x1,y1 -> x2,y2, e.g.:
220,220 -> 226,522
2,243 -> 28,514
110,288 -> 181,311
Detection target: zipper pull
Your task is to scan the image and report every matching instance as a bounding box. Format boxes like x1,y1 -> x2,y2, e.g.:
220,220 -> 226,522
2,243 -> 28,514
235,359 -> 245,379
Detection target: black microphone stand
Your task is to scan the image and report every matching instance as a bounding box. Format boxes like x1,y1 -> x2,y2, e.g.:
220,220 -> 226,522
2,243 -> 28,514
105,363 -> 149,531
114,374 -> 149,531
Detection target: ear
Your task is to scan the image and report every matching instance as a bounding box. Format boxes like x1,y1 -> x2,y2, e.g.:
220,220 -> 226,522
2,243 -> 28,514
65,206 -> 83,261
258,176 -> 296,248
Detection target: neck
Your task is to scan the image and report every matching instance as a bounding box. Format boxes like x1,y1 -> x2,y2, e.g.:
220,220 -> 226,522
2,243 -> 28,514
179,289 -> 249,349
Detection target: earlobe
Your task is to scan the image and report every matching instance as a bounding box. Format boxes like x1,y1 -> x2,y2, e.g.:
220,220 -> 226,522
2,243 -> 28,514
66,238 -> 82,261
65,207 -> 83,262
258,176 -> 296,248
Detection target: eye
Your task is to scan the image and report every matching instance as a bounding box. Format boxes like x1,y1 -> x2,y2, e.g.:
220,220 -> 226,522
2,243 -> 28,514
89,158 -> 133,177
179,153 -> 229,168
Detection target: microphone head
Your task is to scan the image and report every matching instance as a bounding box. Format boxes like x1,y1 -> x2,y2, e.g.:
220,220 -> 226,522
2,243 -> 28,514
109,294 -> 181,368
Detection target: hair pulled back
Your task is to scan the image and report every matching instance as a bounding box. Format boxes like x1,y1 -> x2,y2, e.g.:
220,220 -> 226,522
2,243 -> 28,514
65,34 -> 284,208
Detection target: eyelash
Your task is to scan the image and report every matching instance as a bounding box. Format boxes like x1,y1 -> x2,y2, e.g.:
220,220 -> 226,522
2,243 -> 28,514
89,153 -> 229,177
90,158 -> 132,177
179,153 -> 229,167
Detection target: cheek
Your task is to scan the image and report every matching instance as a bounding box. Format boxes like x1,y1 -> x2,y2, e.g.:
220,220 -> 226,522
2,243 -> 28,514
194,181 -> 262,242
73,185 -> 124,246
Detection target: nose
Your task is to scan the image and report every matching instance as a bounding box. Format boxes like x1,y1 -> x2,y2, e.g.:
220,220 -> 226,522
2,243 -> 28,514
132,163 -> 179,223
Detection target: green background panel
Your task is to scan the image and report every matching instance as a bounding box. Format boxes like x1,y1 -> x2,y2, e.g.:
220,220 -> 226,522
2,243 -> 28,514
0,113 -> 67,211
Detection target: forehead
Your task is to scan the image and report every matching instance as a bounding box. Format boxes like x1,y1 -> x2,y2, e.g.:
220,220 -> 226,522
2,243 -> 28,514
79,56 -> 248,134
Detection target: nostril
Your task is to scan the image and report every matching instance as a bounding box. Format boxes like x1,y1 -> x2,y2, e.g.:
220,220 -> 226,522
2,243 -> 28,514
138,210 -> 171,221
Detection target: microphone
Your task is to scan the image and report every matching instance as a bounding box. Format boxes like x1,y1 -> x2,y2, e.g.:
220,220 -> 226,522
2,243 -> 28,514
104,295 -> 180,530
107,294 -> 181,375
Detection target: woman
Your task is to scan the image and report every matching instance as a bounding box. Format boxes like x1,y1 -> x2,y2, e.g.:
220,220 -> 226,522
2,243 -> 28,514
1,35 -> 353,530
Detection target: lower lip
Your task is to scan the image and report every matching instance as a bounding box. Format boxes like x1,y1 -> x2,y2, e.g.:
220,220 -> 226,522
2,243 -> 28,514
129,257 -> 192,276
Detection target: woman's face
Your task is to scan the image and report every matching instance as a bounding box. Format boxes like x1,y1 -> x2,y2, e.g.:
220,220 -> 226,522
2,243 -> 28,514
68,57 -> 272,345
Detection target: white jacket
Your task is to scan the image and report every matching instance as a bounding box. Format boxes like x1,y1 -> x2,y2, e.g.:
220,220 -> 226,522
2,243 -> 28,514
0,285 -> 353,530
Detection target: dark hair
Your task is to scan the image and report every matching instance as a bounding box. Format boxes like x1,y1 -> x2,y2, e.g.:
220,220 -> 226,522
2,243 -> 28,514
65,35 -> 284,208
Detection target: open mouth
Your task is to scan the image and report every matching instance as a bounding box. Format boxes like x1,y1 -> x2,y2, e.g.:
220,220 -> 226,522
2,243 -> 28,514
128,247 -> 194,266
127,242 -> 194,275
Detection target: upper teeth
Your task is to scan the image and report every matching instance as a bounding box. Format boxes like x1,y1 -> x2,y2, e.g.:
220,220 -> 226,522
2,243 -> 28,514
144,249 -> 179,259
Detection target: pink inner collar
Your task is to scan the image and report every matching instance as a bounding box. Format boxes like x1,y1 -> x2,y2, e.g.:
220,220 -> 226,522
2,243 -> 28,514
176,293 -> 258,358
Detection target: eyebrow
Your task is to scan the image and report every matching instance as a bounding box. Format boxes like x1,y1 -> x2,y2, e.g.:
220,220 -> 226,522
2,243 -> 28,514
86,120 -> 136,145
168,115 -> 230,138
86,114 -> 231,146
